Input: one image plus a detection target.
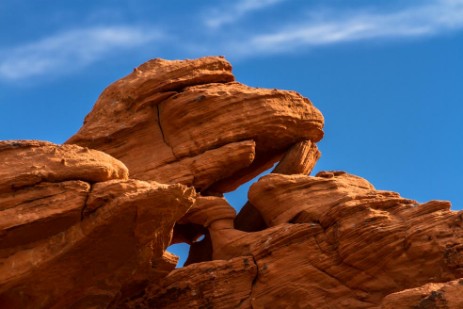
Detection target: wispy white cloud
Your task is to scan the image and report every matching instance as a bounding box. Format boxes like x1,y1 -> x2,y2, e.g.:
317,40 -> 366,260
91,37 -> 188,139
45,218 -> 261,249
3,0 -> 463,82
204,0 -> 285,29
222,0 -> 463,57
0,26 -> 161,81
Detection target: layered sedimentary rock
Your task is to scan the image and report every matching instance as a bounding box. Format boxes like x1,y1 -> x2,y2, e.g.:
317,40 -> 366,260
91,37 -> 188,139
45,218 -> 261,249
380,278 -> 463,308
66,56 -> 324,194
0,141 -> 195,308
2,56 -> 462,308
0,140 -> 128,193
140,172 -> 463,308
235,139 -> 321,232
127,256 -> 257,309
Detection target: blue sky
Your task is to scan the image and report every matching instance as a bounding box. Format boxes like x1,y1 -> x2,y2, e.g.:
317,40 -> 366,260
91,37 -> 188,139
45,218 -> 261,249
1,0 -> 463,264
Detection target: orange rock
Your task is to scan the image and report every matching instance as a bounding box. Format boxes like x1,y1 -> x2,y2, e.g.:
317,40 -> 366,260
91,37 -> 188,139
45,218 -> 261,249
127,256 -> 257,309
235,139 -> 321,232
380,278 -> 463,308
151,139 -> 256,190
66,57 -> 324,193
0,140 -> 128,193
273,139 -> 321,175
145,172 -> 462,308
3,56 -> 462,308
248,171 -> 376,226
0,141 -> 195,308
0,181 -> 89,257
158,82 -> 323,159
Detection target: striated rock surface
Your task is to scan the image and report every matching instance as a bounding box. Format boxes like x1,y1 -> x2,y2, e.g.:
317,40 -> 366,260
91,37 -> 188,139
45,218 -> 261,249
235,139 -> 321,232
2,56 -> 462,308
142,172 -> 463,308
66,56 -> 324,193
127,256 -> 257,309
0,141 -> 195,308
379,278 -> 463,308
0,140 -> 128,193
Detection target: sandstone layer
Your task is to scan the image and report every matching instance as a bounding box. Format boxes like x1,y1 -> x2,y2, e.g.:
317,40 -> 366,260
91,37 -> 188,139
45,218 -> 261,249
66,56 -> 324,194
0,141 -> 195,308
1,56 -> 462,308
135,172 -> 463,308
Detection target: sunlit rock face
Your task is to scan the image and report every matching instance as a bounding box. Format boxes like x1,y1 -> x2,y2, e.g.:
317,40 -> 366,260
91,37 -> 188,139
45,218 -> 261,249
2,57 -> 462,308
66,56 -> 324,194
0,140 -> 194,308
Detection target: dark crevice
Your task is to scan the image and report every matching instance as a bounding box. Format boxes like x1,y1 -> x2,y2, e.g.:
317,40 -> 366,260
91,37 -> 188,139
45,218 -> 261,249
128,78 -> 234,114
200,190 -> 223,197
119,73 -> 233,109
234,202 -> 267,232
158,136 -> 256,167
183,232 -> 213,266
249,255 -> 259,309
80,183 -> 93,220
250,255 -> 259,287
170,79 -> 236,94
9,178 -> 96,196
155,104 -> 178,161
22,191 -> 67,203
148,79 -> 237,161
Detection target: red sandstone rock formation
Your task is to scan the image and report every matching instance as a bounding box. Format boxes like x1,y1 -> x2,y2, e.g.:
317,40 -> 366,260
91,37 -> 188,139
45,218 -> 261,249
0,141 -> 194,308
66,57 -> 323,194
1,57 -> 462,308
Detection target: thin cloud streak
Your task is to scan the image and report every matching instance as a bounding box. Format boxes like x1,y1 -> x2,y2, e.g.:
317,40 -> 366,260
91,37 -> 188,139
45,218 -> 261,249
0,26 -> 160,81
226,0 -> 463,57
204,0 -> 285,29
3,0 -> 463,81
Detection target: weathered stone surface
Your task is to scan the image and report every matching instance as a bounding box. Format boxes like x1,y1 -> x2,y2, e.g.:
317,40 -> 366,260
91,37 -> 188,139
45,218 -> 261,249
0,181 -> 89,257
151,140 -> 256,190
66,57 -> 236,190
0,140 -> 129,261
126,256 -> 257,309
379,278 -> 463,308
273,139 -> 321,175
159,82 -> 323,159
0,140 -> 128,193
235,139 -> 321,232
248,171 -> 375,226
144,172 -> 462,308
3,56 -> 461,308
0,142 -> 195,308
0,179 -> 195,308
66,57 -> 324,193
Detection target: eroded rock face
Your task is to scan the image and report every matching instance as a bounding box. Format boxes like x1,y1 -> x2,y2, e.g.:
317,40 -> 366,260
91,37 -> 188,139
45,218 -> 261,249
380,278 -> 463,308
66,56 -> 324,193
143,172 -> 463,308
127,256 -> 257,309
0,140 -> 128,193
0,141 -> 195,308
2,56 -> 462,308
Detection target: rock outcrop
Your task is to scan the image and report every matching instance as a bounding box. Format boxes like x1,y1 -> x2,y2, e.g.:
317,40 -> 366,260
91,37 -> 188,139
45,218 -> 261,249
66,56 -> 324,194
132,172 -> 463,308
1,56 -> 462,308
380,278 -> 463,308
0,141 -> 194,308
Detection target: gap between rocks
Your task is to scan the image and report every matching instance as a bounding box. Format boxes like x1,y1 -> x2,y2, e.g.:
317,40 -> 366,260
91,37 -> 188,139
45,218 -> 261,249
167,166 -> 274,268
